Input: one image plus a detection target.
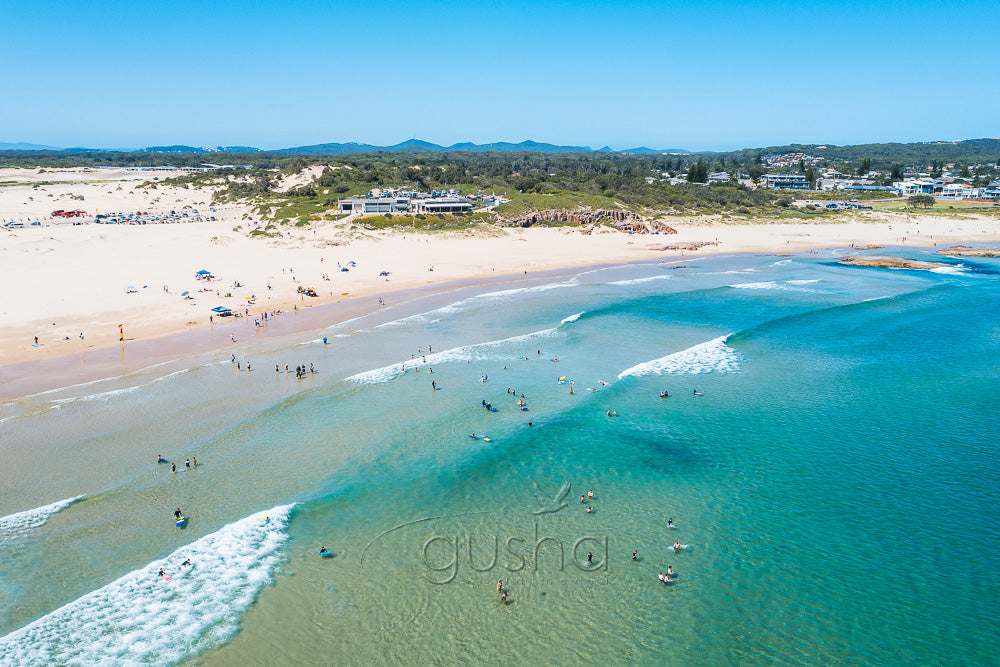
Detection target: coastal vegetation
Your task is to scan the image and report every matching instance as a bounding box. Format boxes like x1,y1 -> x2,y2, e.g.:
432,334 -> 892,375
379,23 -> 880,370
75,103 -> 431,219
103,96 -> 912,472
3,142 -> 997,230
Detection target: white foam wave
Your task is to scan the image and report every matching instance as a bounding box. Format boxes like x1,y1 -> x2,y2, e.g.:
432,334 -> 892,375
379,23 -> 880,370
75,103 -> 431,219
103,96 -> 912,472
0,504 -> 295,665
771,259 -> 793,266
729,279 -> 818,291
930,264 -> 967,275
47,368 -> 191,406
375,283 -> 576,330
608,275 -> 671,286
0,496 -> 84,544
617,335 -> 739,379
475,282 -> 576,299
561,312 -> 584,324
347,327 -> 560,385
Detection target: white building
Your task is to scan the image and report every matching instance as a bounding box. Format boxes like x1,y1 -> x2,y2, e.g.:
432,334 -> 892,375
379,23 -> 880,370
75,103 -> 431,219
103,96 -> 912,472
764,174 -> 809,190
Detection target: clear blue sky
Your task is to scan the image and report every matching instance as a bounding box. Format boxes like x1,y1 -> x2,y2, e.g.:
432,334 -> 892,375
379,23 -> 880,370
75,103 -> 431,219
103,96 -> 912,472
3,0 -> 997,151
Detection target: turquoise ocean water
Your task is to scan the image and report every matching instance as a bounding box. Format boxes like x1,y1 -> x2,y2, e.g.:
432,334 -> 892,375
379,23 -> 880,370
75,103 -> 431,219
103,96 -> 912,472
1,247 -> 998,665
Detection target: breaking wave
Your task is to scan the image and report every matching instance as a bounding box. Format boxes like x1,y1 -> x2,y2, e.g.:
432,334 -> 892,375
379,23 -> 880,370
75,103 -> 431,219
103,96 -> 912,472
728,279 -> 819,291
347,327 -> 561,385
0,504 -> 295,666
607,275 -> 672,286
0,496 -> 84,544
617,335 -> 739,379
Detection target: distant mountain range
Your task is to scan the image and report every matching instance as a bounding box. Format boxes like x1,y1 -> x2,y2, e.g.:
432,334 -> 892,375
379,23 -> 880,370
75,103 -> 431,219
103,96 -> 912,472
268,139 -> 692,155
0,139 -> 691,155
0,141 -> 63,151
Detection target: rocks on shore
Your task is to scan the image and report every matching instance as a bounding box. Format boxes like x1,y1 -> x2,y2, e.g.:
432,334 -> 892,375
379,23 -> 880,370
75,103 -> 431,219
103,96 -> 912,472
499,207 -> 677,234
839,255 -> 947,270
936,245 -> 1000,257
660,241 -> 720,252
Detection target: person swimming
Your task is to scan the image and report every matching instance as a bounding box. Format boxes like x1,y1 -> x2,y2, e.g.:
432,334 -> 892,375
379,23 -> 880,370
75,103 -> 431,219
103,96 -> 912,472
673,540 -> 681,551
181,559 -> 191,567
587,490 -> 594,499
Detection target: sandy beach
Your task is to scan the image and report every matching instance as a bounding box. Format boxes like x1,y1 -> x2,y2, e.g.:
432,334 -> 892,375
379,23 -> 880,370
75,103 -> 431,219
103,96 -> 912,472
3,167 -> 998,398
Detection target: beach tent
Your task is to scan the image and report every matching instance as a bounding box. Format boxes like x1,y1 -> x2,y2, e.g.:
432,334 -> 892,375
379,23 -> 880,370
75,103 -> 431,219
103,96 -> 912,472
196,269 -> 211,276
211,306 -> 232,313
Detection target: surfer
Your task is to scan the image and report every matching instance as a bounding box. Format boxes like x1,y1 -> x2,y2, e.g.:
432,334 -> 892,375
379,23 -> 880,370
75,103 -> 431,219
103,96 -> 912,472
667,518 -> 674,528
319,547 -> 331,556
158,568 -> 166,578
693,389 -> 703,396
265,516 -> 271,525
157,454 -> 166,464
174,508 -> 182,519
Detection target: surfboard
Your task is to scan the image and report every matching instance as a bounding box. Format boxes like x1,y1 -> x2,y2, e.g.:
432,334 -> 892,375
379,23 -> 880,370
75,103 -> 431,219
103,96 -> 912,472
176,517 -> 187,528
160,574 -> 172,580
483,437 -> 492,442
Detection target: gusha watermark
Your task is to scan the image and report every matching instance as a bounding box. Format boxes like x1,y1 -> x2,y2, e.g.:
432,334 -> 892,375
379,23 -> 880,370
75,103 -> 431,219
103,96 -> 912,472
359,481 -> 610,584
421,522 -> 608,584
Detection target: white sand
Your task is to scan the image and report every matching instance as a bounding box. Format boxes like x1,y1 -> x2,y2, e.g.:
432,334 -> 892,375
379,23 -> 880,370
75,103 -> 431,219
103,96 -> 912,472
2,168 -> 998,371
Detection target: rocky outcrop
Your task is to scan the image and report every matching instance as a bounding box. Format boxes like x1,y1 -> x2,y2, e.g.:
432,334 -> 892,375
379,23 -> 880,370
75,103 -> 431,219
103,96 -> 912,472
660,241 -> 720,252
498,207 -> 676,234
936,245 -> 1000,257
839,255 -> 947,270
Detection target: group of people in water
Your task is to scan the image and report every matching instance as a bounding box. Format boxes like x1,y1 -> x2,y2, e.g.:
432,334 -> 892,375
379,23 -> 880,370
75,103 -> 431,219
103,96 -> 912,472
158,454 -> 197,473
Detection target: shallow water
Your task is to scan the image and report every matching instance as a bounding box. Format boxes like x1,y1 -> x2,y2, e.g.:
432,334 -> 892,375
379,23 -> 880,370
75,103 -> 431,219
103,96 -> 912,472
2,248 -> 998,665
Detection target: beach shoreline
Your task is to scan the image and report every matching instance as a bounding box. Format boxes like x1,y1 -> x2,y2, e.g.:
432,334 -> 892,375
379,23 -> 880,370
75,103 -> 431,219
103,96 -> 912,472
3,166 -> 998,399
0,230 -> 991,401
